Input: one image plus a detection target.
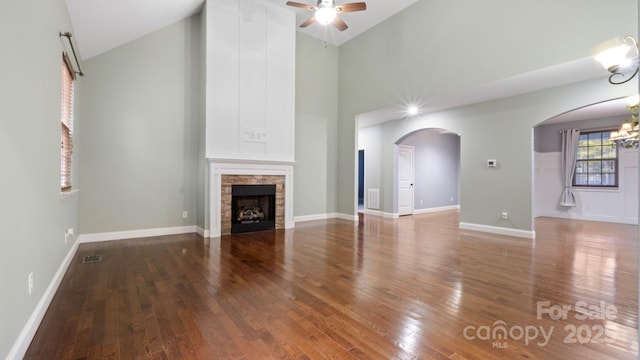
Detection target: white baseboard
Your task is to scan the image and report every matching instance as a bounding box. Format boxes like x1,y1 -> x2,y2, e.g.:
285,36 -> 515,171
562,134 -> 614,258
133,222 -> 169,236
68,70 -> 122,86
293,213 -> 360,223
195,226 -> 209,238
364,206 -> 459,218
413,205 -> 460,215
7,239 -> 79,360
334,213 -> 359,222
535,211 -> 638,225
362,209 -> 399,218
294,213 -> 332,222
459,222 -> 535,239
78,225 -> 197,243
362,209 -> 384,217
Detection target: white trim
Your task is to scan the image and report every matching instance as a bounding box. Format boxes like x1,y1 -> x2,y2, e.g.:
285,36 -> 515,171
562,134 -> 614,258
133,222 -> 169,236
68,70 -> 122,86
208,161 -> 295,238
295,213 -> 362,223
196,226 -> 210,238
7,239 -> 79,360
207,157 -> 295,166
78,225 -> 197,243
295,213 -> 331,222
59,188 -> 80,200
413,205 -> 460,215
459,222 -> 535,239
535,211 -> 638,225
362,209 -> 399,218
363,209 -> 384,217
334,213 -> 359,222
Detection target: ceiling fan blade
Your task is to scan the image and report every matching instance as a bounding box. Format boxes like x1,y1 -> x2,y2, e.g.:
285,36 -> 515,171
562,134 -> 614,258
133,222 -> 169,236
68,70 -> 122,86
335,2 -> 366,13
286,1 -> 316,11
332,16 -> 348,31
300,16 -> 317,28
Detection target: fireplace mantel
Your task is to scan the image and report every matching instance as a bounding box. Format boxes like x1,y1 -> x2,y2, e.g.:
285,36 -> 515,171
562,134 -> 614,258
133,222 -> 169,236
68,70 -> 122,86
208,158 -> 294,237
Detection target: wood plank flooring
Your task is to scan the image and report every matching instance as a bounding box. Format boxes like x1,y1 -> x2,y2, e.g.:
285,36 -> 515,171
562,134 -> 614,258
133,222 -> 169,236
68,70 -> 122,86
25,211 -> 638,359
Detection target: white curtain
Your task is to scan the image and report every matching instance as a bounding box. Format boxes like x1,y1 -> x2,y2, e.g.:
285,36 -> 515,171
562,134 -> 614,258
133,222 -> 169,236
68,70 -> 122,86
559,129 -> 580,207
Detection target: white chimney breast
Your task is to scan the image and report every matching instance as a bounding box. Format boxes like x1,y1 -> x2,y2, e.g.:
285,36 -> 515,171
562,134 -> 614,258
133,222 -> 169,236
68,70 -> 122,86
206,0 -> 296,162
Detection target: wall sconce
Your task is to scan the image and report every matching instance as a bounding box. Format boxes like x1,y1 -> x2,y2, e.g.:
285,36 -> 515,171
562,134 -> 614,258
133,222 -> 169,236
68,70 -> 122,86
595,35 -> 639,85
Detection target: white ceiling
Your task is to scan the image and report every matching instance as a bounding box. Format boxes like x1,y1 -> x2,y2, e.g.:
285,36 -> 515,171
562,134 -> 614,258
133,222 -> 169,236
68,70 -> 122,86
357,57 -> 624,128
274,0 -> 417,46
64,0 -> 629,125
65,0 -> 205,60
542,97 -> 632,125
65,0 -> 416,60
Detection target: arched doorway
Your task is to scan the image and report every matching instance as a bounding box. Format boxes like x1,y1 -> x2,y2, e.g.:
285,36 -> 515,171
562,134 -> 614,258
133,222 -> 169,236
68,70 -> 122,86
394,128 -> 461,216
533,97 -> 638,225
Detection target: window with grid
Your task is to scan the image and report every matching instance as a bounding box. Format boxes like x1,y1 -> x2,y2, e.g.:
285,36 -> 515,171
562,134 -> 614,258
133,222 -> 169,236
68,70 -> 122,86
61,53 -> 75,191
573,130 -> 618,187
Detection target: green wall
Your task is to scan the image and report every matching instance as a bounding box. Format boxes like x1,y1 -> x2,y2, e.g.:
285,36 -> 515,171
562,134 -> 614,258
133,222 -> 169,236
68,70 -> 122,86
294,33 -> 340,217
376,79 -> 635,230
336,0 -> 637,229
1,0 -> 637,356
0,0 -> 80,357
77,16 -> 203,234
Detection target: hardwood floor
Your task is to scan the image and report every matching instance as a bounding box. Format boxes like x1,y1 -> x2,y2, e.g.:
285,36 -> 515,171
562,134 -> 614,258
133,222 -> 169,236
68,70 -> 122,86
25,211 -> 638,359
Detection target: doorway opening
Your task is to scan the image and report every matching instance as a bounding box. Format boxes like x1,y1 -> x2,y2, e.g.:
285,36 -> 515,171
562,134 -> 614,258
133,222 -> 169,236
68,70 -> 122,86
358,149 -> 365,211
395,128 -> 461,216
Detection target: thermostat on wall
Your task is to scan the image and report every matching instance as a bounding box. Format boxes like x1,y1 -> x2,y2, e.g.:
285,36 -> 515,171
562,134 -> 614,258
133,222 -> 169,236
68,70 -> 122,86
487,159 -> 497,167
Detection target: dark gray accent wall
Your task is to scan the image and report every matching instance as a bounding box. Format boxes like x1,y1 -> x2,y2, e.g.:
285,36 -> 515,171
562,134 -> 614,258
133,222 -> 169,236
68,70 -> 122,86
534,116 -> 627,152
400,130 -> 460,209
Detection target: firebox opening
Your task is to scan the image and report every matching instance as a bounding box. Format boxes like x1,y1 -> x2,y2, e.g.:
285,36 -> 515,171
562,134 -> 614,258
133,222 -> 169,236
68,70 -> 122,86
231,184 -> 276,234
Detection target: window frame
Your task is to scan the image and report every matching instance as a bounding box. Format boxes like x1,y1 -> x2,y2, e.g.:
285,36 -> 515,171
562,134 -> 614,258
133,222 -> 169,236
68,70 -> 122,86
572,129 -> 619,188
61,52 -> 75,192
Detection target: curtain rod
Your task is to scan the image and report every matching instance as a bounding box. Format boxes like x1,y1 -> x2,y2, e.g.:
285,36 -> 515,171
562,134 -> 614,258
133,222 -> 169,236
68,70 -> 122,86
559,126 -> 616,133
59,32 -> 84,77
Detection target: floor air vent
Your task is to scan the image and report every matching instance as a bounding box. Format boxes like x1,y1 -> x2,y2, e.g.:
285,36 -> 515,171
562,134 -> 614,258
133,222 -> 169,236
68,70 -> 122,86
82,254 -> 102,264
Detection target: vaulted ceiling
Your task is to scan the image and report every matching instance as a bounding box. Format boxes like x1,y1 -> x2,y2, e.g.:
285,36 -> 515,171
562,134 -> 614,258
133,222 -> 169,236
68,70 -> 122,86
64,0 -> 622,124
65,0 -> 416,60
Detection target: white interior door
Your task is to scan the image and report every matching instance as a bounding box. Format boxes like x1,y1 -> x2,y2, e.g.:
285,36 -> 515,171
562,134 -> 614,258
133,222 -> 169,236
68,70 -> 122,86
398,145 -> 414,216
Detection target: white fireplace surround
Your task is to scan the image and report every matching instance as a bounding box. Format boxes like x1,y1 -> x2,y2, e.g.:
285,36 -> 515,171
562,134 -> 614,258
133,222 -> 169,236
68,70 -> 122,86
208,159 -> 294,237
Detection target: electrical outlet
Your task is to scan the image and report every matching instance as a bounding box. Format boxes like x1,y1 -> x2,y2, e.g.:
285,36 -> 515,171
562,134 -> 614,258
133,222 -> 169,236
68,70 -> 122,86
501,212 -> 508,220
64,228 -> 74,244
28,272 -> 34,295
182,211 -> 188,219
450,196 -> 454,202
420,200 -> 423,205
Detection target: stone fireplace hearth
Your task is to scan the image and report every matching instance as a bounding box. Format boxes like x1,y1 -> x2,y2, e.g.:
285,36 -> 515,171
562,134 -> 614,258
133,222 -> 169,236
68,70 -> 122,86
223,176 -> 284,235
209,160 -> 294,237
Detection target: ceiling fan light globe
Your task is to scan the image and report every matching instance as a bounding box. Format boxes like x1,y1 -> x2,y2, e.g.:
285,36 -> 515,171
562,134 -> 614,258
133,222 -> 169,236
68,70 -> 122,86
316,7 -> 337,24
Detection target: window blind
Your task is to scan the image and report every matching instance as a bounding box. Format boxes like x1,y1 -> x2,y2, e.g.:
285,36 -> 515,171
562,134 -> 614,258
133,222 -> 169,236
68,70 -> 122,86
61,53 -> 75,191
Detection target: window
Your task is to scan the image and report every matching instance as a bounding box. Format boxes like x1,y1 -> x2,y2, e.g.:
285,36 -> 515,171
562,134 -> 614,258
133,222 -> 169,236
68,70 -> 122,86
573,130 -> 618,187
61,53 -> 75,191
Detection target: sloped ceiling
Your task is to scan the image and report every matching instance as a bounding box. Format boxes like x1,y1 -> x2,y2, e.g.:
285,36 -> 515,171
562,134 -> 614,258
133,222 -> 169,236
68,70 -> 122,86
65,0 -> 416,60
64,0 -> 624,124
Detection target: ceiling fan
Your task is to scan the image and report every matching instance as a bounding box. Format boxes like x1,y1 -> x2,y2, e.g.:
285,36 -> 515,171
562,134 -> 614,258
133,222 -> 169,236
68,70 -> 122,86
286,0 -> 367,31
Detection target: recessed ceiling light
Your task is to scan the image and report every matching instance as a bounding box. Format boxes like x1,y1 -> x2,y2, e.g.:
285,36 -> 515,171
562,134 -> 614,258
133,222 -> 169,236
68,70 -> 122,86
407,106 -> 419,116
